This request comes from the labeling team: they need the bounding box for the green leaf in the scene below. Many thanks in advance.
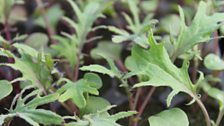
[0,44,53,89]
[25,93,59,109]
[160,14,181,36]
[51,35,78,68]
[0,114,16,125]
[80,65,116,78]
[57,74,101,108]
[1,87,62,126]
[80,96,110,116]
[83,73,102,89]
[148,108,189,126]
[140,0,158,12]
[51,0,104,67]
[172,1,224,59]
[18,109,62,126]
[0,80,13,100]
[80,54,122,78]
[12,91,59,112]
[66,0,103,43]
[0,0,14,22]
[25,33,49,51]
[35,5,63,29]
[204,53,224,71]
[202,83,224,110]
[127,31,198,107]
[0,0,4,19]
[127,0,140,27]
[90,41,122,60]
[66,106,136,126]
[108,0,157,48]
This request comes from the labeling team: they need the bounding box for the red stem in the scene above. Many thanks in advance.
[132,87,156,126]
[4,21,12,42]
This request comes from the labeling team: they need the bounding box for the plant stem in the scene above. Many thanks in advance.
[213,31,220,55]
[4,20,12,42]
[196,98,211,126]
[35,0,57,44]
[73,53,80,81]
[133,88,142,110]
[192,45,200,83]
[115,59,135,110]
[4,118,12,126]
[132,87,156,126]
[216,109,224,126]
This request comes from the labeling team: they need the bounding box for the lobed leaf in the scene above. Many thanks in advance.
[126,30,199,107]
[18,109,62,126]
[0,44,53,89]
[172,1,224,59]
[57,73,102,108]
[80,53,122,79]
[65,105,136,126]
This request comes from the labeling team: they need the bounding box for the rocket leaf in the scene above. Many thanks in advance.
[0,87,62,126]
[108,0,157,48]
[126,30,200,107]
[57,73,102,108]
[172,1,224,59]
[65,106,136,126]
[0,44,53,89]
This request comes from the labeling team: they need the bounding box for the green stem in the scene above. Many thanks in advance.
[196,98,211,126]
[216,109,224,126]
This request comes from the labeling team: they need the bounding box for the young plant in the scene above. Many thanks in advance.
[1,0,224,126]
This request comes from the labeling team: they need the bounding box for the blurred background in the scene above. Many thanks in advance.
[0,0,224,125]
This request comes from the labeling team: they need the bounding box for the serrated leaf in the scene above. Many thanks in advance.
[110,111,137,121]
[12,91,59,112]
[127,31,198,107]
[204,53,224,71]
[19,109,62,126]
[0,44,53,89]
[108,26,130,36]
[80,54,121,78]
[148,108,189,126]
[51,35,78,68]
[17,113,39,126]
[1,87,62,126]
[57,74,101,108]
[0,80,12,100]
[108,0,157,48]
[25,93,59,109]
[51,0,104,67]
[80,65,116,78]
[172,1,224,59]
[66,106,136,126]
